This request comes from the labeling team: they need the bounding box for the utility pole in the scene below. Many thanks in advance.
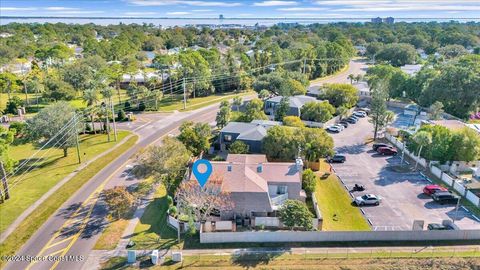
[302,58,307,74]
[183,77,187,110]
[74,114,82,164]
[110,97,118,142]
[0,161,10,201]
[453,197,461,224]
[103,102,111,142]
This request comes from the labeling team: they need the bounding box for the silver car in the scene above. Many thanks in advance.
[355,194,381,206]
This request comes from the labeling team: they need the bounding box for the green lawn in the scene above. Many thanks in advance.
[129,184,179,250]
[0,130,131,233]
[0,134,138,260]
[100,251,479,270]
[158,91,254,112]
[314,160,371,231]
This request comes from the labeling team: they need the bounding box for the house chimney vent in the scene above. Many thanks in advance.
[257,164,263,173]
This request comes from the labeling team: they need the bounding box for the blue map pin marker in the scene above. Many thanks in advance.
[192,159,212,188]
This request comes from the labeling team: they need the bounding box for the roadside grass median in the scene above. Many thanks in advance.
[0,133,138,259]
[314,160,371,231]
[0,131,131,233]
[128,184,180,250]
[158,91,254,112]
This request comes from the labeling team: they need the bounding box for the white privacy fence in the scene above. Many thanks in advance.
[385,133,480,208]
[200,228,480,243]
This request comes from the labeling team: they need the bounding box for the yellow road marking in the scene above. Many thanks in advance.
[45,236,75,249]
[28,110,214,270]
[44,248,67,257]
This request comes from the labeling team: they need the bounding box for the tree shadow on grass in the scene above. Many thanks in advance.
[231,250,286,268]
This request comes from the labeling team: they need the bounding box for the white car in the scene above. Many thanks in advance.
[326,125,342,133]
[353,111,367,118]
[355,194,381,206]
[333,124,345,131]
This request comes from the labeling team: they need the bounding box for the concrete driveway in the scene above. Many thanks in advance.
[328,116,480,231]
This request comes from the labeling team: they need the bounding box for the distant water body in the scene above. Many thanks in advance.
[1,17,478,26]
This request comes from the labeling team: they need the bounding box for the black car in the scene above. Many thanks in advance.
[338,121,349,128]
[372,143,391,151]
[328,155,346,163]
[427,223,453,230]
[432,191,460,204]
[346,117,357,124]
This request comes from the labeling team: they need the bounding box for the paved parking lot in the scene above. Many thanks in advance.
[329,116,480,231]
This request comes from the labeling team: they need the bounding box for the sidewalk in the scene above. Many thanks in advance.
[0,134,135,243]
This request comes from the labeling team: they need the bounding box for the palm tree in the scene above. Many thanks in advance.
[348,74,355,84]
[336,106,348,120]
[232,96,243,111]
[83,88,99,134]
[151,89,163,111]
[355,74,363,83]
[413,131,432,170]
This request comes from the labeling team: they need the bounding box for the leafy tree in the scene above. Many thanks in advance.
[348,74,355,84]
[26,102,82,157]
[240,98,268,122]
[451,128,480,162]
[302,127,335,163]
[437,45,468,60]
[43,76,76,101]
[275,97,289,121]
[232,96,243,111]
[0,72,21,103]
[283,116,305,127]
[137,136,191,193]
[429,101,444,120]
[216,100,231,128]
[258,89,270,100]
[0,126,17,173]
[278,200,313,230]
[412,131,432,170]
[102,186,135,219]
[4,96,23,114]
[228,140,249,154]
[322,83,358,108]
[375,43,417,67]
[263,126,300,160]
[300,101,335,123]
[302,169,317,195]
[175,173,234,222]
[177,121,211,156]
[369,82,394,140]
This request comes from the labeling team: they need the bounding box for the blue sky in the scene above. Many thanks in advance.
[1,0,479,18]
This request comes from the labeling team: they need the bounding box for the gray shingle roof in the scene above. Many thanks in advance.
[266,95,318,109]
[220,121,282,141]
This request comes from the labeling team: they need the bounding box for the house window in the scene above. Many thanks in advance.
[224,135,232,142]
[277,186,287,194]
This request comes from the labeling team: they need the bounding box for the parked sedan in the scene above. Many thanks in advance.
[338,120,349,128]
[328,154,346,163]
[353,111,367,118]
[345,117,358,124]
[372,143,391,151]
[355,194,381,206]
[423,185,448,196]
[376,147,398,155]
[432,191,460,204]
[427,223,454,230]
[333,124,345,131]
[326,125,342,133]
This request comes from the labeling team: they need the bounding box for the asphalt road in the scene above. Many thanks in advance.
[5,104,222,270]
[309,58,368,89]
[329,116,480,231]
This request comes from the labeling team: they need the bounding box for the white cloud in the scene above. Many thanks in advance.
[51,10,105,14]
[124,12,157,15]
[128,0,242,7]
[0,7,37,11]
[192,9,214,12]
[166,11,191,15]
[253,1,298,6]
[44,7,79,11]
[278,7,329,11]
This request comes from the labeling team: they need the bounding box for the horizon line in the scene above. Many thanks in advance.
[1,16,479,20]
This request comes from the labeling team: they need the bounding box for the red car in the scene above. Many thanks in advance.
[376,146,397,155]
[423,185,448,196]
